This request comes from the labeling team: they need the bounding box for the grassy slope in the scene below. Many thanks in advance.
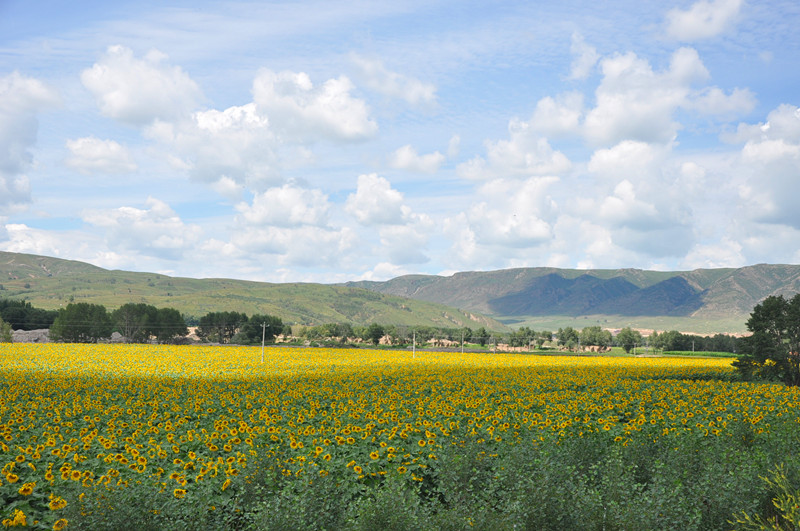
[0,252,506,330]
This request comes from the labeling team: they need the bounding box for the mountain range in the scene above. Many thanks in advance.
[3,251,800,334]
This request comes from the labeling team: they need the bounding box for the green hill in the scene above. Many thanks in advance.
[0,252,506,331]
[347,265,800,334]
[5,251,800,334]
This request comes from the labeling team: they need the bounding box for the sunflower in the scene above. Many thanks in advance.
[49,495,68,511]
[173,488,187,499]
[18,482,35,496]
[52,518,68,530]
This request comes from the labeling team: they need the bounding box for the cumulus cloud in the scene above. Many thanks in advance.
[584,48,710,146]
[529,92,584,137]
[230,183,356,267]
[65,137,137,175]
[0,72,59,213]
[458,118,571,180]
[345,173,406,225]
[345,173,433,264]
[82,197,203,260]
[351,54,436,106]
[735,106,800,229]
[588,140,667,181]
[81,46,203,125]
[569,33,599,80]
[146,102,278,189]
[388,145,445,173]
[235,184,330,228]
[444,176,559,267]
[681,237,745,269]
[665,0,743,41]
[686,86,756,116]
[252,69,377,141]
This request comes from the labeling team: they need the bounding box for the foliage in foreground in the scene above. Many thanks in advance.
[0,345,799,530]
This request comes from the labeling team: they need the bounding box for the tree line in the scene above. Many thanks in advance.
[0,297,749,355]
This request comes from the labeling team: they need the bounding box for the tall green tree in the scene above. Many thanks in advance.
[154,307,189,344]
[364,323,385,345]
[0,317,11,343]
[112,303,158,342]
[557,327,579,349]
[233,314,284,345]
[197,311,248,343]
[616,327,642,354]
[50,303,112,343]
[580,326,612,348]
[734,294,800,385]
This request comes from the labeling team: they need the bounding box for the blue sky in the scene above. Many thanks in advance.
[1,0,799,282]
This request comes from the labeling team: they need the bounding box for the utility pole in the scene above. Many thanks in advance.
[261,322,266,364]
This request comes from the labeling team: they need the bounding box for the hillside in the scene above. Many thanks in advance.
[347,265,800,334]
[0,252,505,331]
[4,251,800,334]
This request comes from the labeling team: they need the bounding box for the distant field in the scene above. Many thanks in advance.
[662,350,740,358]
[1,344,797,529]
[501,314,749,335]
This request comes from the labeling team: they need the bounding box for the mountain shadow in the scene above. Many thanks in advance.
[488,274,704,317]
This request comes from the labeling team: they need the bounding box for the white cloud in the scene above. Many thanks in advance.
[665,0,743,41]
[529,92,584,137]
[568,33,599,80]
[82,197,203,260]
[146,102,278,189]
[458,118,571,180]
[681,237,745,269]
[252,69,377,141]
[345,173,433,264]
[686,86,756,116]
[210,176,245,201]
[378,221,432,265]
[728,105,800,230]
[594,179,694,257]
[0,72,59,213]
[229,183,357,267]
[345,173,406,225]
[388,145,445,173]
[81,46,203,125]
[584,48,709,146]
[450,177,559,251]
[235,184,330,228]
[728,104,800,144]
[588,140,666,181]
[350,54,437,106]
[65,137,137,175]
[447,135,461,158]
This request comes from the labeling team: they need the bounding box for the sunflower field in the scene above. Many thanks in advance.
[1,344,799,530]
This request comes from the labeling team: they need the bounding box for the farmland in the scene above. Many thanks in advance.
[1,344,799,529]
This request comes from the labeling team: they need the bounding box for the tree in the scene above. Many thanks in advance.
[154,307,188,344]
[537,331,552,349]
[474,327,488,347]
[197,311,248,343]
[112,303,158,342]
[734,294,800,386]
[364,323,385,345]
[616,327,642,354]
[557,327,579,349]
[580,326,612,348]
[0,317,11,343]
[50,303,112,343]
[0,299,57,330]
[233,314,284,345]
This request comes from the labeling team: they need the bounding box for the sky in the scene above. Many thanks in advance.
[1,0,799,283]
